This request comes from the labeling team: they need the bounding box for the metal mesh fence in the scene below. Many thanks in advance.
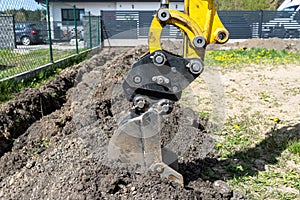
[83,15,101,48]
[0,0,102,80]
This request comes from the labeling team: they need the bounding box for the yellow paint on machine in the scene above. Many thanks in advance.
[148,0,229,59]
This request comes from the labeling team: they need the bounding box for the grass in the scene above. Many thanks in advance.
[0,46,91,103]
[190,48,300,199]
[287,140,300,156]
[0,48,83,79]
[0,67,62,103]
[205,48,300,68]
[212,114,300,200]
[0,50,90,103]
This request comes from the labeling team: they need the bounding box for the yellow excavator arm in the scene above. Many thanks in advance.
[108,0,229,186]
[149,0,229,58]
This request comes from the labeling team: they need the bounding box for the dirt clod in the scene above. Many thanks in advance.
[213,180,233,198]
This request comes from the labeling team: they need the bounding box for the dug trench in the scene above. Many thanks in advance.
[0,46,245,199]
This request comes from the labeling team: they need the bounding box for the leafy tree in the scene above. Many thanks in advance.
[214,0,282,10]
[4,9,46,22]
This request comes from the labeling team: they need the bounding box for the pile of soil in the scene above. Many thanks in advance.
[207,38,300,51]
[0,48,117,156]
[0,46,245,199]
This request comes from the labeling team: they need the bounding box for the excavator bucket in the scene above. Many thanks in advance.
[108,0,228,186]
[108,109,184,185]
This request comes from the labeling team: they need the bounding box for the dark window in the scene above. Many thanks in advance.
[61,8,84,25]
[15,24,24,31]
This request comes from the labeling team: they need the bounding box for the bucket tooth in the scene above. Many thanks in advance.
[150,162,184,186]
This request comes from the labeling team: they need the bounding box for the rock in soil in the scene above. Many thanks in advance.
[0,46,245,199]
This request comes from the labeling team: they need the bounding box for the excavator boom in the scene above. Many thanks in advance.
[108,0,229,186]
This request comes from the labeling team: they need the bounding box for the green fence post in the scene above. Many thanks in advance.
[100,10,104,48]
[100,10,104,44]
[12,16,17,49]
[46,0,53,63]
[88,11,92,48]
[73,5,79,54]
[97,16,100,46]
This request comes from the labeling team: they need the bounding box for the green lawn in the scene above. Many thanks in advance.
[0,48,80,79]
[205,48,300,67]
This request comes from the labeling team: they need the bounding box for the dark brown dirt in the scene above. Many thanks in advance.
[0,48,118,157]
[0,46,245,199]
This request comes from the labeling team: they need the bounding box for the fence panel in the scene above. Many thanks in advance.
[260,11,300,38]
[0,0,102,81]
[139,11,156,38]
[219,11,261,39]
[102,10,183,39]
[102,11,138,39]
[102,10,300,40]
[0,1,49,80]
[49,3,86,58]
[0,14,15,49]
[83,15,101,48]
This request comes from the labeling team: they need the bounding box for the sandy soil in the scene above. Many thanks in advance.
[185,64,300,129]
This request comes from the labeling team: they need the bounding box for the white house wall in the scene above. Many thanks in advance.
[50,2,184,22]
[51,2,116,22]
[48,1,184,40]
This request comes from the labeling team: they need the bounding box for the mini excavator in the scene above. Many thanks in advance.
[108,0,229,186]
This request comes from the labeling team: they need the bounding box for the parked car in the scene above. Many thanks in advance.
[15,23,44,45]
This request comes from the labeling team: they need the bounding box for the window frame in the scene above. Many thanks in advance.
[61,8,84,25]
